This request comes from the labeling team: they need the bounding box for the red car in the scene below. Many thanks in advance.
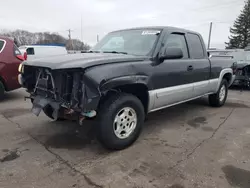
[0,36,25,99]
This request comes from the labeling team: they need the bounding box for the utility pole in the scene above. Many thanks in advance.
[97,34,99,43]
[81,16,83,43]
[67,29,73,50]
[207,22,213,50]
[81,16,83,50]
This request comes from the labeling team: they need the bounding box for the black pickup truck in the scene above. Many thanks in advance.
[18,26,235,150]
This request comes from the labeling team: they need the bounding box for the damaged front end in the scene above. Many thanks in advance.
[21,66,101,120]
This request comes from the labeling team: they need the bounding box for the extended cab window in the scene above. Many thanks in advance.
[187,33,204,59]
[26,48,35,55]
[164,34,189,59]
[0,40,5,53]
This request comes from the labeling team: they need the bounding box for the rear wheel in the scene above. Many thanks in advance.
[0,81,5,100]
[209,79,228,107]
[96,93,145,150]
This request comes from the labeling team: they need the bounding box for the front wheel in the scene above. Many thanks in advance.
[209,79,228,107]
[96,93,145,150]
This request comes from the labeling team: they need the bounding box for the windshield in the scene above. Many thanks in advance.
[91,29,161,56]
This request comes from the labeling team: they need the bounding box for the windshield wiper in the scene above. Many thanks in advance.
[103,51,128,55]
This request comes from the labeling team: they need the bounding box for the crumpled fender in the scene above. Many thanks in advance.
[99,75,151,92]
[82,62,152,111]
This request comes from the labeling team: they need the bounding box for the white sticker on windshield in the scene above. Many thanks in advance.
[142,30,161,35]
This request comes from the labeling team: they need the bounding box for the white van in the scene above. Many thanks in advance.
[19,45,68,60]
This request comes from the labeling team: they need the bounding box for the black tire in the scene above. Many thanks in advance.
[209,79,228,107]
[96,93,145,150]
[0,80,5,100]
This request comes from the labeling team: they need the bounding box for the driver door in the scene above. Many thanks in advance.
[153,32,195,109]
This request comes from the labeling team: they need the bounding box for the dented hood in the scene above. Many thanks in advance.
[23,53,146,70]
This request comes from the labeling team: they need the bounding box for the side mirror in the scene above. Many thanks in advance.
[160,47,183,60]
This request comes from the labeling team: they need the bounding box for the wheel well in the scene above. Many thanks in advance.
[114,84,149,113]
[0,76,6,91]
[223,73,232,85]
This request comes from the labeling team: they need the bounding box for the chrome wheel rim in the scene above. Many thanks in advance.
[219,85,226,102]
[113,107,137,139]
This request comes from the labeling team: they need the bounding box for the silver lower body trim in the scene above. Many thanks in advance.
[149,92,213,113]
[147,79,220,113]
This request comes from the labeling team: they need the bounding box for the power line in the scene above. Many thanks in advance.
[183,18,236,29]
[191,0,244,12]
[214,21,234,24]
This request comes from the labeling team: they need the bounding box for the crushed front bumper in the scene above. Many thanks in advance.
[31,96,61,118]
[19,68,101,118]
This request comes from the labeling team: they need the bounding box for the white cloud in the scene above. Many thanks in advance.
[137,13,158,20]
[0,0,245,48]
[93,1,116,12]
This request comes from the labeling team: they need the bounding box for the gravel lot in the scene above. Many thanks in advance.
[0,88,250,188]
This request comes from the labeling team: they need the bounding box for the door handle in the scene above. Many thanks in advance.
[187,65,193,71]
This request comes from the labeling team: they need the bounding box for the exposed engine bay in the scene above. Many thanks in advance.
[22,66,101,120]
[232,64,250,88]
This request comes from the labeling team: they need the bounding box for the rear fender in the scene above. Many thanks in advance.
[0,75,6,90]
[0,63,8,90]
[215,68,233,92]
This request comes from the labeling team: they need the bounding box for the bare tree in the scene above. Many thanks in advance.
[0,29,90,50]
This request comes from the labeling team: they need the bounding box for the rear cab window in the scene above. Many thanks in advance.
[186,33,205,59]
[0,39,6,53]
[26,48,35,55]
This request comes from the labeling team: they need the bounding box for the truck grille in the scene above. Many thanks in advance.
[33,68,74,102]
